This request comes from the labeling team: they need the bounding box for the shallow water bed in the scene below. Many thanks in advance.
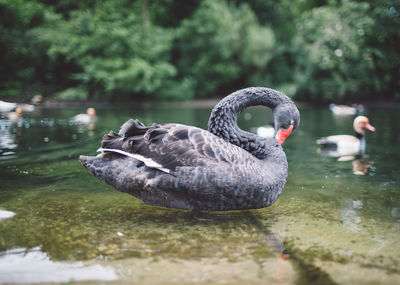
[0,104,399,284]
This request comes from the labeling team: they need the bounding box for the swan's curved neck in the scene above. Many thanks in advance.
[208,87,289,158]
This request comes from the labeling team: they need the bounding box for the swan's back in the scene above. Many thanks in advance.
[82,119,287,210]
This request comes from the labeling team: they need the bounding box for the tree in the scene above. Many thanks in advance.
[176,0,275,98]
[39,0,180,101]
[291,0,400,102]
[0,0,48,98]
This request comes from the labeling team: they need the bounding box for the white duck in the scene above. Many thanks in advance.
[329,104,364,116]
[0,101,17,113]
[18,94,43,112]
[3,107,23,121]
[317,116,375,157]
[72,108,96,124]
[251,122,275,138]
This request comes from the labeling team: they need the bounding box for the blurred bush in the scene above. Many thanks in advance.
[0,0,399,102]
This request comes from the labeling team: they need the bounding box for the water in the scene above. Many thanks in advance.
[0,103,399,284]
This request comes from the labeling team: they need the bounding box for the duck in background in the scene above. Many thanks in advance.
[3,107,23,121]
[329,104,364,116]
[72,108,96,124]
[0,95,43,113]
[31,95,43,105]
[0,101,17,113]
[317,116,375,158]
[17,103,35,112]
[251,122,275,138]
[17,95,43,112]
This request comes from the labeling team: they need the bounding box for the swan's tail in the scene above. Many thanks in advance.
[119,119,148,137]
[101,131,123,149]
[98,118,172,174]
[101,119,149,149]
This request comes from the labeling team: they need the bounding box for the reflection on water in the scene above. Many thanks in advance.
[0,247,117,283]
[352,155,374,175]
[0,120,18,158]
[0,104,399,284]
[0,209,15,221]
[340,200,363,232]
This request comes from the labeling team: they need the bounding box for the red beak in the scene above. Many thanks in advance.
[365,123,375,132]
[275,124,294,145]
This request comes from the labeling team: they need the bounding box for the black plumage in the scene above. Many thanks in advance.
[80,87,300,211]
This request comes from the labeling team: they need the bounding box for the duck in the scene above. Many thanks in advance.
[72,108,96,124]
[0,100,17,113]
[31,94,43,105]
[18,95,43,112]
[251,122,275,138]
[3,107,23,121]
[317,116,375,157]
[0,95,43,113]
[79,87,300,211]
[17,103,35,112]
[329,104,364,116]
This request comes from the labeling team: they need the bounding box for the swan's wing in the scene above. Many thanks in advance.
[101,119,248,173]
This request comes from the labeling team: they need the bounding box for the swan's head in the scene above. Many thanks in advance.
[273,103,300,145]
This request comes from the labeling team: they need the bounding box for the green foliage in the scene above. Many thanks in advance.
[0,0,399,102]
[37,0,179,100]
[292,1,377,102]
[54,87,87,100]
[0,0,47,92]
[293,1,400,102]
[366,0,400,99]
[176,0,275,97]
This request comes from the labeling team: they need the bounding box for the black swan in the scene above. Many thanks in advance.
[79,87,300,211]
[317,116,375,157]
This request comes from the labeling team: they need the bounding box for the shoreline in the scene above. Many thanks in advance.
[3,97,400,110]
[41,99,400,109]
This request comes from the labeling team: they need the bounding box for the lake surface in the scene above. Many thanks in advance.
[0,102,399,284]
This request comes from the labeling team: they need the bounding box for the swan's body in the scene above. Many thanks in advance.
[80,87,300,211]
[317,116,375,157]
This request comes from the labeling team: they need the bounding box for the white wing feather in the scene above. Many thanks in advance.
[97,148,171,174]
